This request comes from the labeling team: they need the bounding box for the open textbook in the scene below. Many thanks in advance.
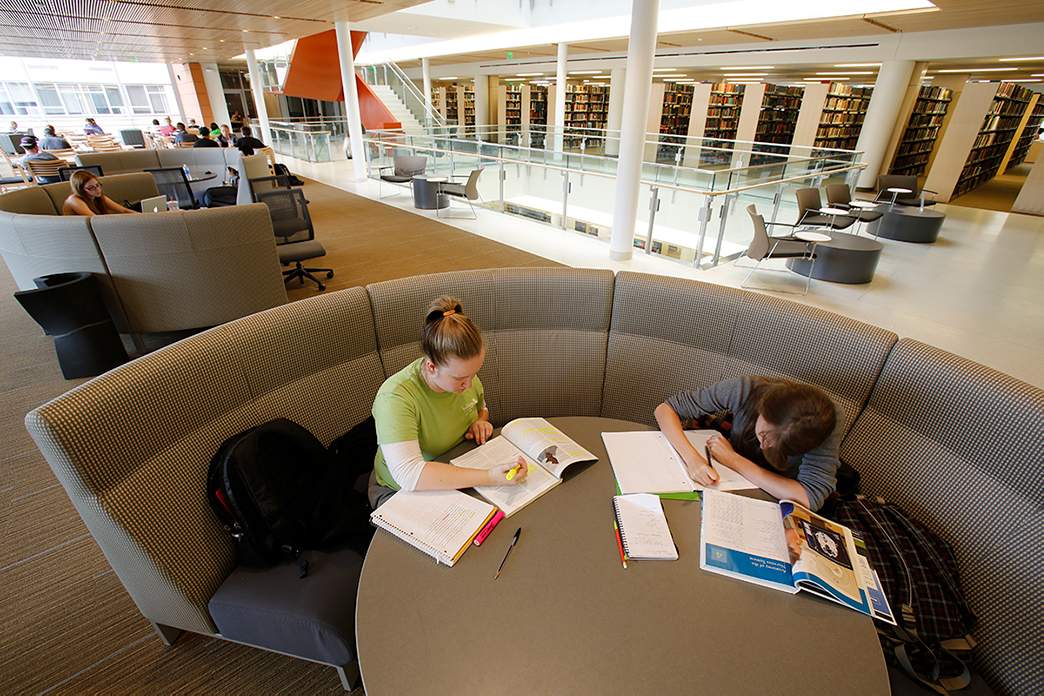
[700,489,895,623]
[451,417,597,516]
[602,430,757,495]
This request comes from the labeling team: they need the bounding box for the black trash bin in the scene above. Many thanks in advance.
[15,272,129,379]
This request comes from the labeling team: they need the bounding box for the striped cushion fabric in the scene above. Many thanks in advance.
[841,338,1044,696]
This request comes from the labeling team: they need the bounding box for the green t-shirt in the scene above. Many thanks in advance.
[372,357,485,489]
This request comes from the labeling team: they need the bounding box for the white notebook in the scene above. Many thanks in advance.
[370,490,496,566]
[613,493,678,561]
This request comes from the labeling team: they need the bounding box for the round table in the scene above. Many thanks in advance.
[885,187,912,209]
[818,207,851,228]
[356,417,889,695]
[867,207,945,243]
[412,174,449,209]
[787,232,883,284]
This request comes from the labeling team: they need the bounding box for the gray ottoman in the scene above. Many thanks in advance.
[786,232,883,284]
[208,547,365,690]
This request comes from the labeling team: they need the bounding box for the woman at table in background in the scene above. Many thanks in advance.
[654,377,842,511]
[63,170,135,217]
[368,296,527,508]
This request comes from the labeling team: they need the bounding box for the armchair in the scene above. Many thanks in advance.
[795,187,856,230]
[437,168,483,219]
[378,155,426,199]
[741,204,821,295]
[875,174,937,210]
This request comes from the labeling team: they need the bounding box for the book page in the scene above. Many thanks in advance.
[451,436,561,517]
[784,501,871,614]
[602,431,695,494]
[680,431,758,491]
[700,489,795,592]
[501,417,596,476]
[614,493,678,560]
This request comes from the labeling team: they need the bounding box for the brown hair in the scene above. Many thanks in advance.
[733,378,836,470]
[69,170,104,215]
[422,296,483,367]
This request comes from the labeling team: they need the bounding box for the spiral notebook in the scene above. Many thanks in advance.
[613,493,678,561]
[370,490,496,566]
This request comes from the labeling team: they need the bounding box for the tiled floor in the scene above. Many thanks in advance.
[284,155,1044,389]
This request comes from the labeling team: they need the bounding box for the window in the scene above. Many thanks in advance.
[146,85,168,114]
[126,84,169,115]
[35,85,65,115]
[7,83,39,116]
[58,85,86,114]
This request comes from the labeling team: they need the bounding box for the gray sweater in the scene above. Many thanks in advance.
[664,376,843,511]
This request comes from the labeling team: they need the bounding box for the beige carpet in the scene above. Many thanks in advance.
[946,162,1033,213]
[0,179,560,695]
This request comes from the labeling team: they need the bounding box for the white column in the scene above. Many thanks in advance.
[605,68,626,157]
[855,60,916,188]
[422,58,433,127]
[244,48,272,146]
[474,74,490,136]
[200,63,231,128]
[609,0,659,261]
[553,43,568,153]
[335,20,368,181]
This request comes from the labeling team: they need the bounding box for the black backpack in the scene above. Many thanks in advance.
[832,497,978,694]
[207,417,376,575]
[272,162,304,186]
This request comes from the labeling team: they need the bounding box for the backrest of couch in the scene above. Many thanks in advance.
[603,272,747,425]
[840,338,1044,696]
[76,150,161,175]
[720,291,897,436]
[367,268,614,425]
[40,172,159,213]
[24,286,385,636]
[156,147,241,171]
[88,203,287,333]
[603,272,897,433]
[0,184,59,215]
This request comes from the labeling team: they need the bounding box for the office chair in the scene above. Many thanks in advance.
[437,168,483,219]
[795,187,856,230]
[255,188,332,291]
[59,164,104,181]
[144,166,199,209]
[249,175,292,199]
[740,204,821,295]
[378,155,426,199]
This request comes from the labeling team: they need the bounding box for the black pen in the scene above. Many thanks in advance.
[494,527,521,580]
[706,443,713,468]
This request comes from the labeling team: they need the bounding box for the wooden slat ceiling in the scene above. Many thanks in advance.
[400,1,1044,73]
[0,0,428,63]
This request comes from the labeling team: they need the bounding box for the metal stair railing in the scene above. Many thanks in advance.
[360,60,448,129]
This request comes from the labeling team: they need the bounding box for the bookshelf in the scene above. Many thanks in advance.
[1005,95,1044,171]
[814,84,872,150]
[889,85,953,177]
[460,84,475,127]
[501,83,523,135]
[659,83,695,160]
[751,84,803,165]
[430,86,458,122]
[703,83,744,166]
[564,84,609,148]
[952,82,1032,198]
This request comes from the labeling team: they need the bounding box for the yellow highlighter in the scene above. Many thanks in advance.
[505,459,536,481]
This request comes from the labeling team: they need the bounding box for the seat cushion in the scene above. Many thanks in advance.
[208,547,364,667]
[278,240,326,263]
[381,175,413,183]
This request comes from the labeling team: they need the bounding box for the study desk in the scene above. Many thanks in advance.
[355,417,889,695]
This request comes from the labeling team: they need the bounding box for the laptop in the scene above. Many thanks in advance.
[140,195,167,214]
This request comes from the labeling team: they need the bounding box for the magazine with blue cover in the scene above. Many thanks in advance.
[700,489,895,624]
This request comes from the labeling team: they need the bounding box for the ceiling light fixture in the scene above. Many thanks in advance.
[806,76,849,80]
[569,70,603,75]
[935,67,1016,73]
[652,68,677,72]
[723,73,767,77]
[816,71,873,75]
[835,63,881,67]
[721,65,774,70]
[516,72,543,76]
[440,76,458,80]
[1007,79,1042,82]
[999,56,1044,62]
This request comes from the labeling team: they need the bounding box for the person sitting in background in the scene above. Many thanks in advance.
[208,122,220,137]
[149,119,165,137]
[216,124,232,148]
[7,121,17,132]
[63,170,136,216]
[654,376,842,511]
[83,118,104,135]
[39,126,71,151]
[158,117,176,137]
[173,122,197,146]
[17,136,62,184]
[234,125,266,156]
[192,129,219,148]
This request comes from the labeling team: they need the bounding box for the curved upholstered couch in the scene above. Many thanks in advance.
[75,146,243,177]
[0,172,287,341]
[24,268,1043,694]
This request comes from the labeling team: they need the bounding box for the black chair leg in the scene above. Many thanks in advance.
[282,262,332,291]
